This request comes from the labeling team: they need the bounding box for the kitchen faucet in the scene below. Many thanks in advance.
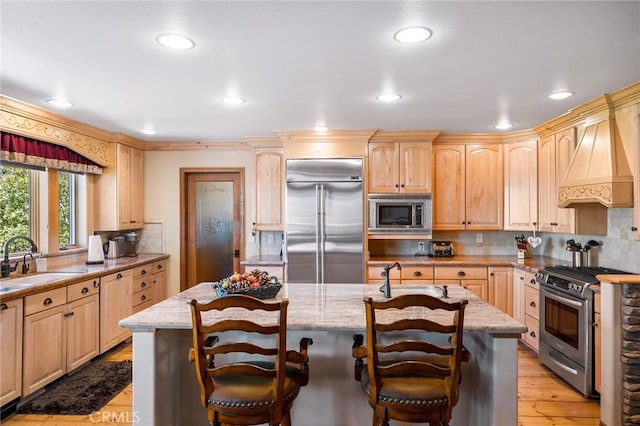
[380,262,401,299]
[1,235,38,278]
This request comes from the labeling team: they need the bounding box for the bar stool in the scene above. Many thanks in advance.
[189,295,312,426]
[352,294,468,426]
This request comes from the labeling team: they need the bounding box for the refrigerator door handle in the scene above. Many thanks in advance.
[317,184,326,283]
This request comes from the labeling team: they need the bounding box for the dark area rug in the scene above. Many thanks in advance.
[17,360,132,415]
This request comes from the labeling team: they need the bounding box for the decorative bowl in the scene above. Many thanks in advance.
[212,281,282,299]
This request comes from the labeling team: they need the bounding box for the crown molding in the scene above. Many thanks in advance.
[369,130,441,143]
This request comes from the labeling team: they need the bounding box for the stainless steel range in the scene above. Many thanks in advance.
[535,265,629,397]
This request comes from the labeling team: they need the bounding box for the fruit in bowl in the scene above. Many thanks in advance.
[212,269,281,299]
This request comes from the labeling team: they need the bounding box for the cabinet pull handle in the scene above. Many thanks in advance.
[530,279,536,285]
[141,282,146,288]
[141,295,146,301]
[395,184,399,188]
[413,271,422,277]
[633,227,638,232]
[65,312,75,318]
[532,221,537,226]
[93,280,100,288]
[457,271,466,277]
[0,303,7,311]
[490,272,494,276]
[117,273,123,279]
[43,297,53,306]
[153,279,157,284]
[530,301,536,307]
[400,184,405,188]
[520,276,525,280]
[141,270,147,275]
[530,331,536,338]
[157,264,162,270]
[81,287,89,294]
[461,222,465,225]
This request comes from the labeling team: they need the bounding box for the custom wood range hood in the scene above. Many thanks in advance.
[556,96,634,209]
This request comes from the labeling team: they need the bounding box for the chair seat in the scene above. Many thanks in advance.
[208,361,301,411]
[360,366,449,409]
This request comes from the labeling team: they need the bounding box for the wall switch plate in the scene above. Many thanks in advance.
[476,233,483,244]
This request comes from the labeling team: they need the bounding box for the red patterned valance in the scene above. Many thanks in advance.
[1,131,102,174]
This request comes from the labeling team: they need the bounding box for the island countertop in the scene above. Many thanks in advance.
[120,282,526,335]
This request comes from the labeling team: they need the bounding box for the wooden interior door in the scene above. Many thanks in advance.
[181,169,244,290]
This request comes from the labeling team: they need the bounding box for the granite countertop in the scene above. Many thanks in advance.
[368,255,563,273]
[120,282,527,336]
[240,255,284,266]
[0,253,169,301]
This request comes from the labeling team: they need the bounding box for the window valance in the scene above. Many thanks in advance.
[1,131,102,174]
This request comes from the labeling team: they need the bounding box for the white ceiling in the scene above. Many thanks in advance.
[1,1,639,143]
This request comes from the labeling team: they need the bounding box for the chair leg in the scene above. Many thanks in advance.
[282,411,292,426]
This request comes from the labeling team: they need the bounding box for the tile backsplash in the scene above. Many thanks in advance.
[369,208,640,273]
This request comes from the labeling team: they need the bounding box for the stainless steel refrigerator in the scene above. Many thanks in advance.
[285,158,364,283]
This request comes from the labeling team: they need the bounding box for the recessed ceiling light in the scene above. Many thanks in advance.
[156,34,195,50]
[548,91,574,100]
[495,123,513,130]
[313,126,329,132]
[376,93,402,102]
[46,98,73,108]
[394,27,432,44]
[220,96,246,105]
[141,129,157,135]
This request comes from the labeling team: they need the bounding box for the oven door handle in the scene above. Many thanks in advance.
[547,352,579,375]
[543,289,583,308]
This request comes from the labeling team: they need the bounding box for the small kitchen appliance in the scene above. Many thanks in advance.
[368,194,432,236]
[104,240,119,258]
[123,232,139,257]
[86,235,105,264]
[427,241,453,257]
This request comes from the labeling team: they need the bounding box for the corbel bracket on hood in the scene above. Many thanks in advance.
[557,105,633,209]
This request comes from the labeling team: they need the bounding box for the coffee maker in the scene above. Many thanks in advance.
[123,232,139,257]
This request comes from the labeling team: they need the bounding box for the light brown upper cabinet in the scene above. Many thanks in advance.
[254,150,284,231]
[504,140,538,231]
[95,143,144,231]
[538,129,576,233]
[368,142,431,194]
[433,143,503,230]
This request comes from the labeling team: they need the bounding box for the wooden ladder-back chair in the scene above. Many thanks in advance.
[352,294,469,426]
[189,295,312,426]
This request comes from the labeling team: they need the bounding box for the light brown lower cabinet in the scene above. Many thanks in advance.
[22,281,100,396]
[152,260,167,303]
[100,270,133,353]
[434,266,488,301]
[594,293,601,393]
[523,275,540,351]
[1,298,23,406]
[488,267,513,316]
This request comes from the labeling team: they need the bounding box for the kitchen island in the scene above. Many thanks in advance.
[120,282,526,426]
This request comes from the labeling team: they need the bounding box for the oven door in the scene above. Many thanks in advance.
[539,285,588,366]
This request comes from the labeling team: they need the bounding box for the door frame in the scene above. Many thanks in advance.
[179,168,245,291]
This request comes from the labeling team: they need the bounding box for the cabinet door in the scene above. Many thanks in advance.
[100,270,133,353]
[67,294,100,372]
[255,151,284,230]
[512,269,526,325]
[368,142,400,193]
[23,305,67,395]
[129,146,144,228]
[399,142,431,193]
[538,134,556,232]
[466,144,503,230]
[504,141,538,231]
[554,128,577,234]
[432,144,466,230]
[152,270,166,303]
[0,299,23,405]
[462,279,487,301]
[488,267,513,316]
[117,143,133,229]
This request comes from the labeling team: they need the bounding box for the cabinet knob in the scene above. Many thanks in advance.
[117,273,123,279]
[532,221,537,226]
[530,331,536,338]
[413,271,422,277]
[530,279,536,285]
[632,227,638,232]
[400,184,405,188]
[0,303,7,311]
[530,301,536,307]
[520,276,525,280]
[457,271,466,277]
[490,272,494,276]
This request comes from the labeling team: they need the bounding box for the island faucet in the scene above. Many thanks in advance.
[1,235,38,278]
[380,262,401,299]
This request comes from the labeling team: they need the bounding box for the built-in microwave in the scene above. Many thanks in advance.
[368,194,432,235]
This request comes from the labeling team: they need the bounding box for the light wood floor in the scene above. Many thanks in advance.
[3,342,600,425]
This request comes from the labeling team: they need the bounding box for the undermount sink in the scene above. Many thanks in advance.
[1,272,83,286]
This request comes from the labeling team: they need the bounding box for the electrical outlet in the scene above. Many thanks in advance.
[418,242,425,252]
[476,233,483,244]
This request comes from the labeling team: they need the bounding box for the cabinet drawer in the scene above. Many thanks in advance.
[133,264,153,280]
[133,276,152,294]
[102,269,133,284]
[132,287,153,307]
[368,266,401,281]
[434,266,487,280]
[151,260,166,274]
[25,287,67,316]
[524,314,539,351]
[67,278,100,302]
[401,266,434,281]
[525,286,539,319]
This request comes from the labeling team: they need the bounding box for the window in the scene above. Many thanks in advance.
[0,164,36,251]
[58,171,77,248]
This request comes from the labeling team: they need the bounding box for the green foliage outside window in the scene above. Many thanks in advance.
[58,171,72,248]
[0,165,31,250]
